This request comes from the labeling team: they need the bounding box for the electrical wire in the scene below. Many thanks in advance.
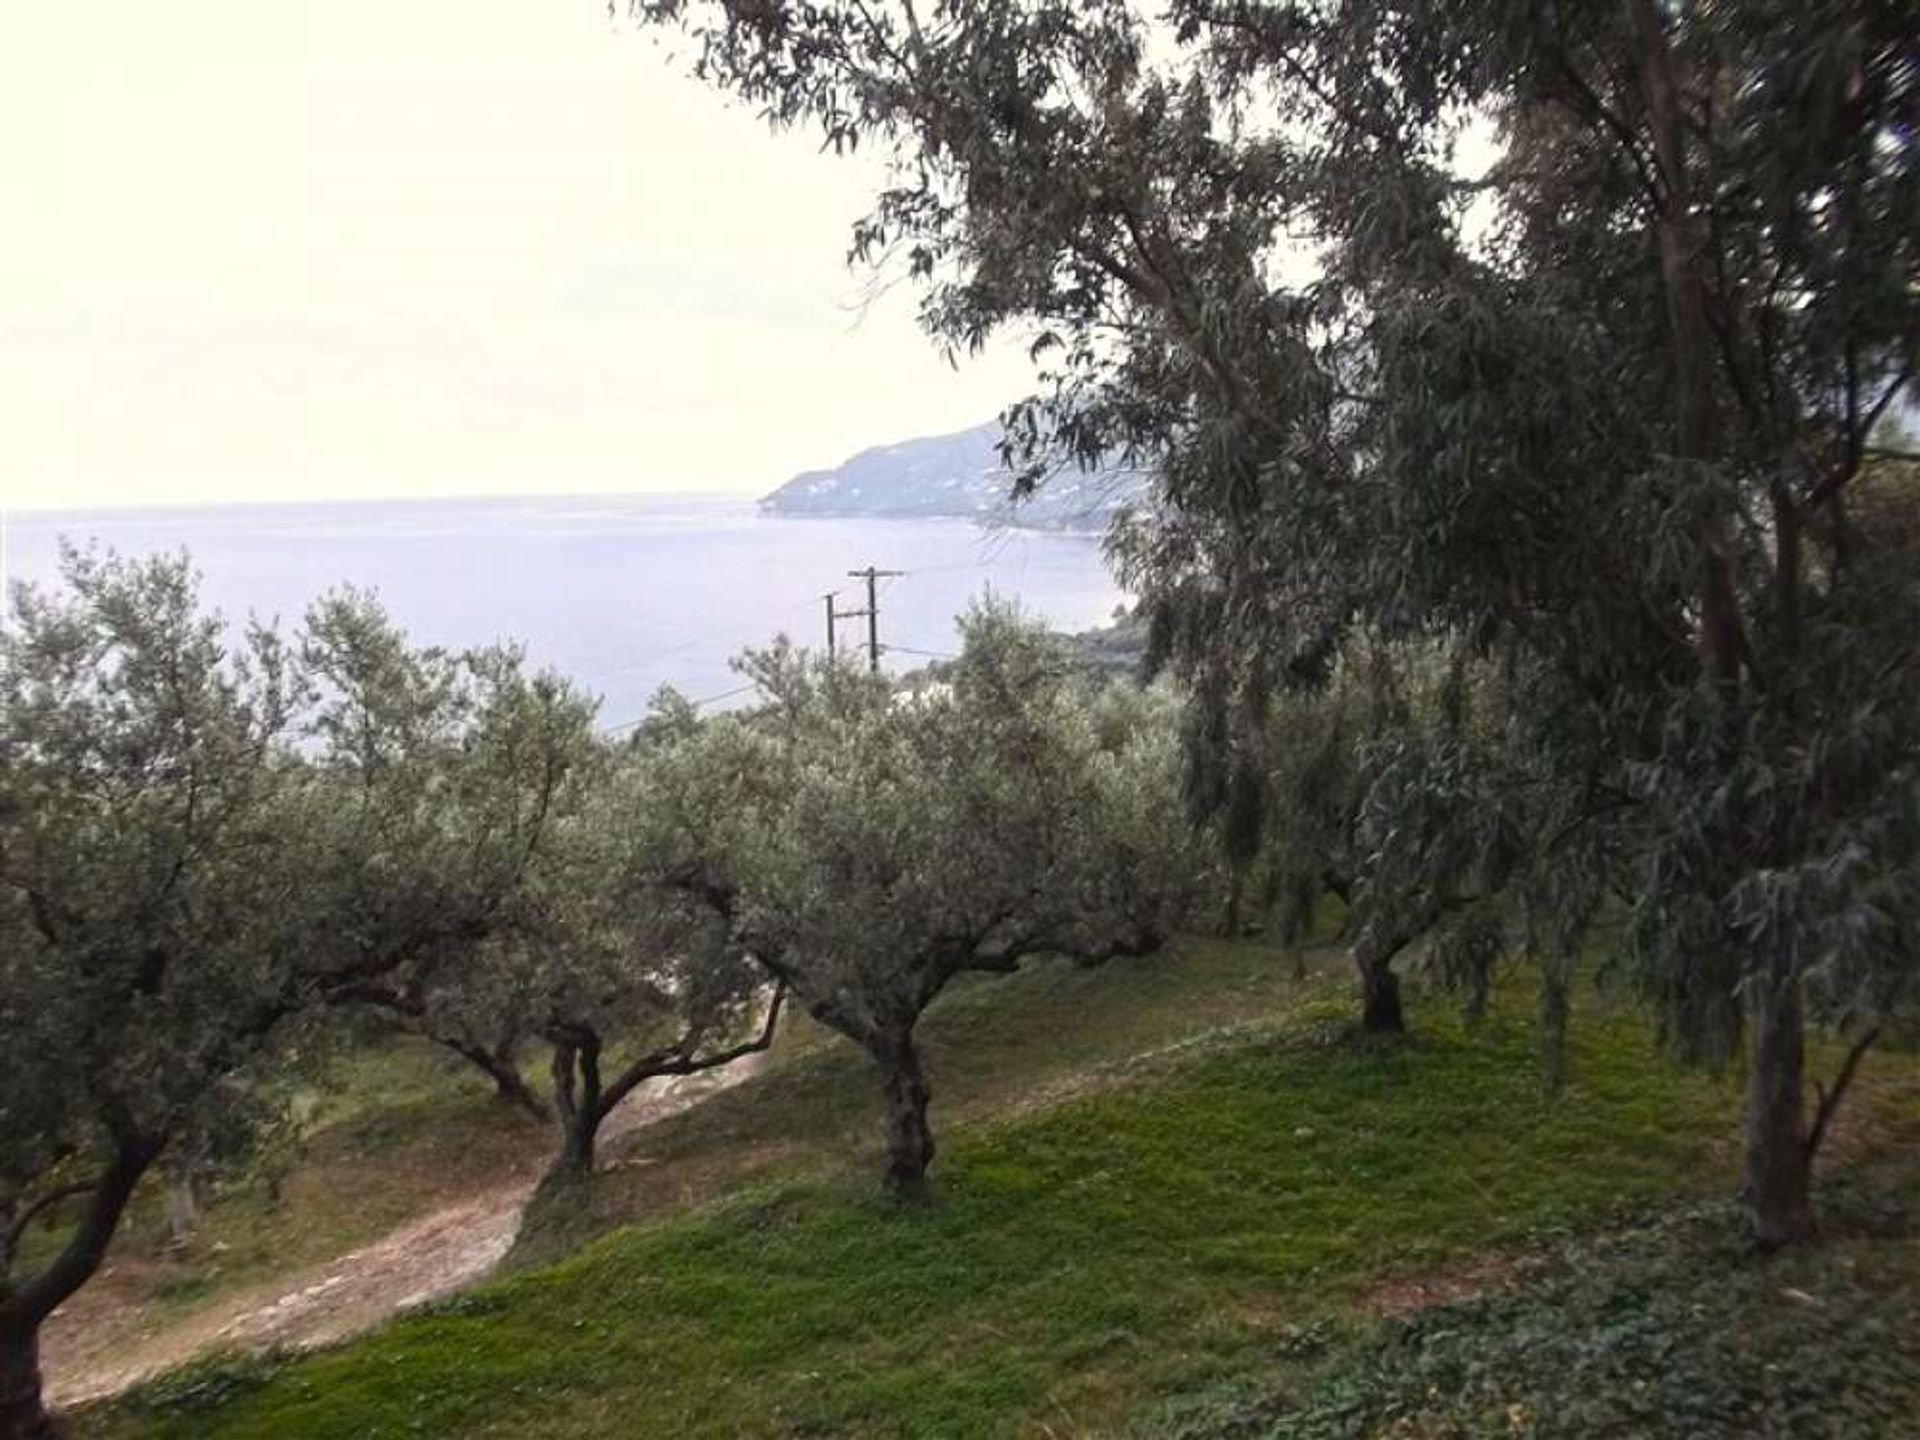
[882,644,956,661]
[601,678,760,734]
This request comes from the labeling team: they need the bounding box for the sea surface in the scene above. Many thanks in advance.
[3,494,1125,726]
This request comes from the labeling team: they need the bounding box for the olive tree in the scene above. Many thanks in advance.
[642,0,1918,1247]
[450,793,784,1189]
[0,551,310,1440]
[643,606,1198,1196]
[532,916,782,1186]
[298,593,600,1119]
[300,595,784,1190]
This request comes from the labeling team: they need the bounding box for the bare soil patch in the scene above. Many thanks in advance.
[45,1055,766,1408]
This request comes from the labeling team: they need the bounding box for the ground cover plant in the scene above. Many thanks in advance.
[1143,1161,1920,1439]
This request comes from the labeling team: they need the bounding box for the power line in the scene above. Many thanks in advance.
[882,644,955,662]
[592,589,828,681]
[592,575,851,724]
[893,556,997,575]
[597,554,987,734]
[600,679,759,735]
[688,680,760,709]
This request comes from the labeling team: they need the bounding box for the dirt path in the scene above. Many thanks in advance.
[46,1055,767,1409]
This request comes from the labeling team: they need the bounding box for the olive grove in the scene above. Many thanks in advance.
[297,597,786,1185]
[0,557,781,1437]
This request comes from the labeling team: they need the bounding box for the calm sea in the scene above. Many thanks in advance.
[3,494,1125,726]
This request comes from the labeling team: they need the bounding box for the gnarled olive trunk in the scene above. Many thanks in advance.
[547,1037,606,1183]
[1,1133,160,1440]
[1745,977,1815,1250]
[554,1114,600,1179]
[869,1025,935,1199]
[0,1323,51,1440]
[538,994,786,1198]
[1349,906,1424,1036]
[492,1065,550,1121]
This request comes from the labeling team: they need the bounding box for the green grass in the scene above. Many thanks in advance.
[75,941,1920,1438]
[94,943,1895,1440]
[510,935,1326,1267]
[50,937,1307,1388]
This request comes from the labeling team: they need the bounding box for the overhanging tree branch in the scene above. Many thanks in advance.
[596,984,788,1119]
[2,1181,97,1273]
[5,1128,164,1326]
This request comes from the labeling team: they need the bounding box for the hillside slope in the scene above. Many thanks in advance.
[81,943,1920,1439]
[761,421,1148,530]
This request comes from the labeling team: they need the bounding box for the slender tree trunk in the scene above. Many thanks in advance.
[555,1110,601,1178]
[0,1321,51,1440]
[481,1049,547,1121]
[1630,0,1742,685]
[870,1025,935,1199]
[1632,0,1819,1249]
[491,1064,549,1121]
[1745,977,1816,1250]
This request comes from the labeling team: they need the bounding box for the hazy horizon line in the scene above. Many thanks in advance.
[3,483,769,521]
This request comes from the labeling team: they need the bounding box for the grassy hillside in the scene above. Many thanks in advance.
[507,936,1348,1270]
[78,936,1919,1439]
[51,937,1314,1397]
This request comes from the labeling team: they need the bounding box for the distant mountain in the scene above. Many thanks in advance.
[760,422,1149,532]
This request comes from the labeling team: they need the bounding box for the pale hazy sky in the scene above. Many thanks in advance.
[0,0,1036,512]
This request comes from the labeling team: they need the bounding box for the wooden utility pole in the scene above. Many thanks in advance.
[841,566,903,673]
[823,592,839,658]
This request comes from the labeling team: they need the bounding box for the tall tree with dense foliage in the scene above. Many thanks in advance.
[642,0,1918,1245]
[0,552,310,1440]
[643,607,1197,1195]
